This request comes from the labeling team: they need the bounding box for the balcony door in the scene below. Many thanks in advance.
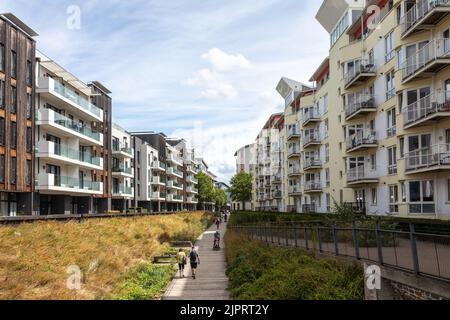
[405,87,431,120]
[354,190,366,208]
[46,165,61,186]
[444,29,449,54]
[446,78,450,101]
[408,134,431,167]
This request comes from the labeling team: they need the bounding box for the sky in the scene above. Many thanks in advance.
[1,0,330,183]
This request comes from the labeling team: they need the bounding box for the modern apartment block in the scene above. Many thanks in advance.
[35,51,110,215]
[111,123,134,212]
[0,14,37,216]
[233,143,256,211]
[240,0,450,220]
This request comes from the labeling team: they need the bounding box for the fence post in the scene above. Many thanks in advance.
[375,221,384,265]
[332,223,339,255]
[409,223,420,274]
[265,225,268,243]
[317,224,322,253]
[286,226,289,247]
[278,226,281,245]
[305,225,309,250]
[352,221,360,260]
[271,226,274,243]
[294,226,298,247]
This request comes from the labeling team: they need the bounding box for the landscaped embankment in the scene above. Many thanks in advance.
[0,212,212,300]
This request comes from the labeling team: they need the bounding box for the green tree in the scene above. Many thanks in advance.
[213,188,227,207]
[196,172,214,209]
[230,171,253,210]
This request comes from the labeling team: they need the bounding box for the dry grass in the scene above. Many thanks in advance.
[0,211,212,300]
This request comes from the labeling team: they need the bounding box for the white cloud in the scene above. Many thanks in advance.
[202,48,251,73]
[186,68,238,100]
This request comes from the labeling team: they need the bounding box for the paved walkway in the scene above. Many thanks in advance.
[163,218,230,300]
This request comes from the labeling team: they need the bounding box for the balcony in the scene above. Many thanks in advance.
[166,153,183,166]
[403,91,450,129]
[345,93,376,121]
[37,77,103,122]
[347,166,379,186]
[303,132,321,149]
[302,204,316,213]
[303,159,322,171]
[151,176,166,186]
[271,174,282,184]
[112,143,134,159]
[168,194,183,202]
[344,59,376,89]
[303,109,321,126]
[37,108,104,146]
[288,166,302,176]
[167,167,183,178]
[401,0,450,39]
[405,144,450,173]
[304,181,322,193]
[343,202,367,215]
[346,131,378,153]
[401,39,450,83]
[36,141,103,170]
[186,197,198,204]
[36,174,103,195]
[287,127,301,140]
[288,185,302,195]
[151,161,166,171]
[151,192,166,201]
[112,165,134,178]
[112,185,134,198]
[187,186,198,194]
[272,190,282,199]
[287,146,301,158]
[167,180,184,190]
[187,165,198,175]
[187,175,198,184]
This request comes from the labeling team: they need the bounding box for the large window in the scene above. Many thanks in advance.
[0,44,4,71]
[10,157,16,185]
[408,180,435,214]
[330,11,349,47]
[10,122,17,149]
[385,31,395,62]
[26,60,32,86]
[386,69,395,100]
[388,146,397,174]
[0,117,5,146]
[389,185,399,214]
[0,154,4,183]
[387,108,396,137]
[10,51,17,78]
[26,160,32,186]
[26,93,32,120]
[26,127,32,153]
[10,86,16,114]
[0,80,4,109]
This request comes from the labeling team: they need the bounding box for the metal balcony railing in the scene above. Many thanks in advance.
[403,91,450,127]
[304,180,322,191]
[345,93,376,118]
[347,166,378,183]
[303,109,321,123]
[401,0,450,36]
[402,39,450,80]
[304,159,322,169]
[344,59,376,87]
[303,132,320,146]
[405,144,450,171]
[288,166,301,175]
[346,131,377,151]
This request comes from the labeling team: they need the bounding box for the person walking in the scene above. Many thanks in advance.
[189,246,200,279]
[215,217,220,230]
[177,249,187,278]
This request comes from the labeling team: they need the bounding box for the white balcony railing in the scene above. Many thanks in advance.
[401,0,450,36]
[304,158,322,169]
[346,131,377,151]
[344,59,376,87]
[303,109,321,123]
[288,185,302,194]
[288,166,301,175]
[345,93,376,118]
[403,91,450,127]
[303,132,321,146]
[405,144,450,171]
[402,39,450,80]
[304,180,322,192]
[347,166,378,183]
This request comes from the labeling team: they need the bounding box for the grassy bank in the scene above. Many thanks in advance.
[0,212,212,300]
[225,231,364,300]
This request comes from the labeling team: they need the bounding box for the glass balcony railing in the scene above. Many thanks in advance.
[53,80,102,118]
[112,165,133,175]
[39,175,102,191]
[112,143,133,156]
[49,144,102,167]
[113,185,133,195]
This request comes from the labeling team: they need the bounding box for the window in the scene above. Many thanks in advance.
[324,119,329,138]
[0,44,4,72]
[385,31,394,62]
[326,194,331,212]
[26,160,32,186]
[10,87,16,114]
[325,144,330,163]
[27,60,32,86]
[26,127,32,153]
[0,154,4,183]
[388,146,397,174]
[386,69,395,100]
[10,122,17,149]
[371,188,377,205]
[389,185,399,214]
[0,118,4,147]
[0,80,4,109]
[10,157,16,185]
[400,137,405,158]
[448,179,450,202]
[26,94,32,120]
[387,108,396,137]
[370,154,377,171]
[408,181,435,214]
[11,51,17,78]
[326,168,330,187]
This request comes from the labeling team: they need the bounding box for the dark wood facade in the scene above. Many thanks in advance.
[0,16,36,194]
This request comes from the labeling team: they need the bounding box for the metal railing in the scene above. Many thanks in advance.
[288,185,302,194]
[345,93,376,118]
[405,144,450,171]
[304,158,322,169]
[230,222,450,282]
[288,166,301,175]
[112,165,133,175]
[403,91,450,127]
[401,39,450,80]
[347,165,378,183]
[303,108,321,123]
[346,131,377,151]
[287,127,301,138]
[344,59,376,86]
[401,0,450,35]
[287,146,301,156]
[304,180,322,191]
[303,132,320,146]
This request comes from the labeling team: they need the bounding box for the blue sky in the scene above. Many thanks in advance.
[1,0,330,182]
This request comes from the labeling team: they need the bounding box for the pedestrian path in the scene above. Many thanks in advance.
[162,218,230,300]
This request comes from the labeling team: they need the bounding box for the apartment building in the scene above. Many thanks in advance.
[196,157,217,211]
[0,14,36,216]
[233,143,256,211]
[111,123,134,212]
[253,113,284,212]
[35,52,110,215]
[242,0,450,219]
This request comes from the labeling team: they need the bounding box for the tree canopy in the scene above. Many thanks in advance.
[196,171,215,204]
[230,171,253,206]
